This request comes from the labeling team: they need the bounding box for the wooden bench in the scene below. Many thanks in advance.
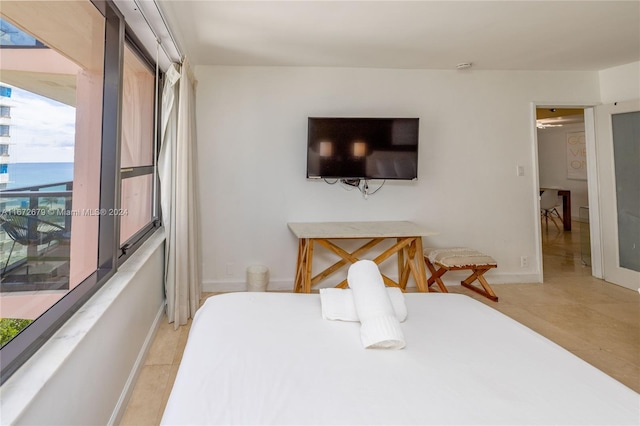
[423,248,499,302]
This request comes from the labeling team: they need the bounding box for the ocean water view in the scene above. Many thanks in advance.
[2,162,74,190]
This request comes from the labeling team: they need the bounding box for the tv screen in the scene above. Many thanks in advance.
[306,117,419,180]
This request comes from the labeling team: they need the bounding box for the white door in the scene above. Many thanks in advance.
[595,100,640,290]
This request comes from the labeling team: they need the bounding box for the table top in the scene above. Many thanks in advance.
[287,221,437,239]
[540,187,570,194]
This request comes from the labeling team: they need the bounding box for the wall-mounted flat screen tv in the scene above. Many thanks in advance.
[307,117,419,180]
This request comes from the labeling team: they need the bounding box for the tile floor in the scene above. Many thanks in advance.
[120,221,640,425]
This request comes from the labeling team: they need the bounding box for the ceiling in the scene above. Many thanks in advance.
[536,108,585,128]
[157,1,640,70]
[536,108,584,120]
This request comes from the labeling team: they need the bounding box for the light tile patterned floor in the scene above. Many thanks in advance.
[120,222,640,425]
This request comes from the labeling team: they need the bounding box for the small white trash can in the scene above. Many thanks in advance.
[246,265,269,292]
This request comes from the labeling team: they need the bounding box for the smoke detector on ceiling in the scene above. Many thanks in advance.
[456,62,473,70]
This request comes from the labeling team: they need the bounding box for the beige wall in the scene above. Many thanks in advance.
[599,61,640,104]
[194,66,602,291]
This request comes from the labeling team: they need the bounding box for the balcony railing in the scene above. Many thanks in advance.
[0,181,72,292]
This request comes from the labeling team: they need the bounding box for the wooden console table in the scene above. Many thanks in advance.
[287,221,437,293]
[558,189,572,231]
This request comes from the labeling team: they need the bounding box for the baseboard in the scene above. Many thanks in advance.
[203,272,541,293]
[108,300,166,425]
[203,279,293,293]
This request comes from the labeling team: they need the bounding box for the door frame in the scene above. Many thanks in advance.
[594,100,640,289]
[530,101,603,282]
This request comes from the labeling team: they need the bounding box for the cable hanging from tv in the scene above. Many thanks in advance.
[307,117,419,198]
[338,178,385,199]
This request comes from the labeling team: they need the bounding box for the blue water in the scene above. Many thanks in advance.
[2,163,74,190]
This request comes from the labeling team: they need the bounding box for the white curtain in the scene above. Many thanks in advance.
[159,59,201,327]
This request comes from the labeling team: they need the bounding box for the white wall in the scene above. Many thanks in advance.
[195,66,601,290]
[1,231,165,426]
[599,61,640,104]
[537,122,589,220]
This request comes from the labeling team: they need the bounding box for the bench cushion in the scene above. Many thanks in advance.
[424,247,497,268]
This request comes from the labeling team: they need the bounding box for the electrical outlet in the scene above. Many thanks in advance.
[520,256,528,268]
[517,165,525,176]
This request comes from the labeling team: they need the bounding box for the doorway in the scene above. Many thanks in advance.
[535,107,592,281]
[594,100,640,290]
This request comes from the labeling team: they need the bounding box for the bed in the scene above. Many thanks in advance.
[161,292,639,425]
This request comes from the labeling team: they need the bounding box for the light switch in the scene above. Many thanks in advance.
[517,165,525,176]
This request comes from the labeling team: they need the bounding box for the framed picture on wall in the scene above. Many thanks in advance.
[567,131,587,180]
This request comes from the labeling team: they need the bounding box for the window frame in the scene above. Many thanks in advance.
[118,34,161,263]
[0,0,162,384]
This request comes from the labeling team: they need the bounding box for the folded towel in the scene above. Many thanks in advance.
[320,287,407,322]
[347,260,406,350]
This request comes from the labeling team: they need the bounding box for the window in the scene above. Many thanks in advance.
[0,19,46,48]
[0,106,10,118]
[119,42,157,250]
[0,0,160,383]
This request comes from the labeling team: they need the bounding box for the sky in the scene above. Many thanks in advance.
[2,83,76,163]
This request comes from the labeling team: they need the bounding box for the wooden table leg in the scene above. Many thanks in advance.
[311,238,384,287]
[372,237,413,265]
[303,238,314,293]
[294,239,306,293]
[317,239,400,289]
[399,257,411,290]
[397,238,404,285]
[413,237,428,292]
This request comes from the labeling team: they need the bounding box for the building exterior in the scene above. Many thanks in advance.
[0,85,10,263]
[0,84,10,189]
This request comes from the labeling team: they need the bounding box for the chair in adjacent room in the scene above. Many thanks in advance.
[540,189,563,231]
[0,211,68,274]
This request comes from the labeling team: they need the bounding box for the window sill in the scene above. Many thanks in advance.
[0,228,165,424]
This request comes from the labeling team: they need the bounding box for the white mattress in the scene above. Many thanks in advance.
[161,292,639,425]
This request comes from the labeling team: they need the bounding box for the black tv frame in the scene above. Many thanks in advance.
[306,117,419,181]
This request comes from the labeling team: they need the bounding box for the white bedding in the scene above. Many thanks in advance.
[161,292,639,425]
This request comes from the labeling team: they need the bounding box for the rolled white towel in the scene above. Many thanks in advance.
[347,260,406,350]
[320,287,407,322]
